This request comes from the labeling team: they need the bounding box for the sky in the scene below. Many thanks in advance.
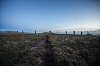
[0,0,100,32]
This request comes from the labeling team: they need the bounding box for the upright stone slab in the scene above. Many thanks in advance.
[66,31,67,35]
[35,30,36,35]
[81,31,83,35]
[73,31,75,35]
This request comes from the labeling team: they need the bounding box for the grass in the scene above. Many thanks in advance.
[0,34,100,66]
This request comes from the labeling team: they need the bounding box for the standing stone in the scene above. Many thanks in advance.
[49,31,51,33]
[73,31,75,35]
[81,31,83,35]
[49,31,52,36]
[35,30,36,34]
[66,31,67,35]
[22,30,24,35]
[17,31,18,35]
[87,31,89,35]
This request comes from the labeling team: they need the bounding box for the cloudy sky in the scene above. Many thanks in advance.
[0,0,100,32]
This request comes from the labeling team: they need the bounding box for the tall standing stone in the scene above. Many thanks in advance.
[35,30,36,34]
[73,31,75,35]
[81,31,83,35]
[66,31,67,35]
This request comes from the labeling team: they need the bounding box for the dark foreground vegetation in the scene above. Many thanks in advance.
[0,34,100,66]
